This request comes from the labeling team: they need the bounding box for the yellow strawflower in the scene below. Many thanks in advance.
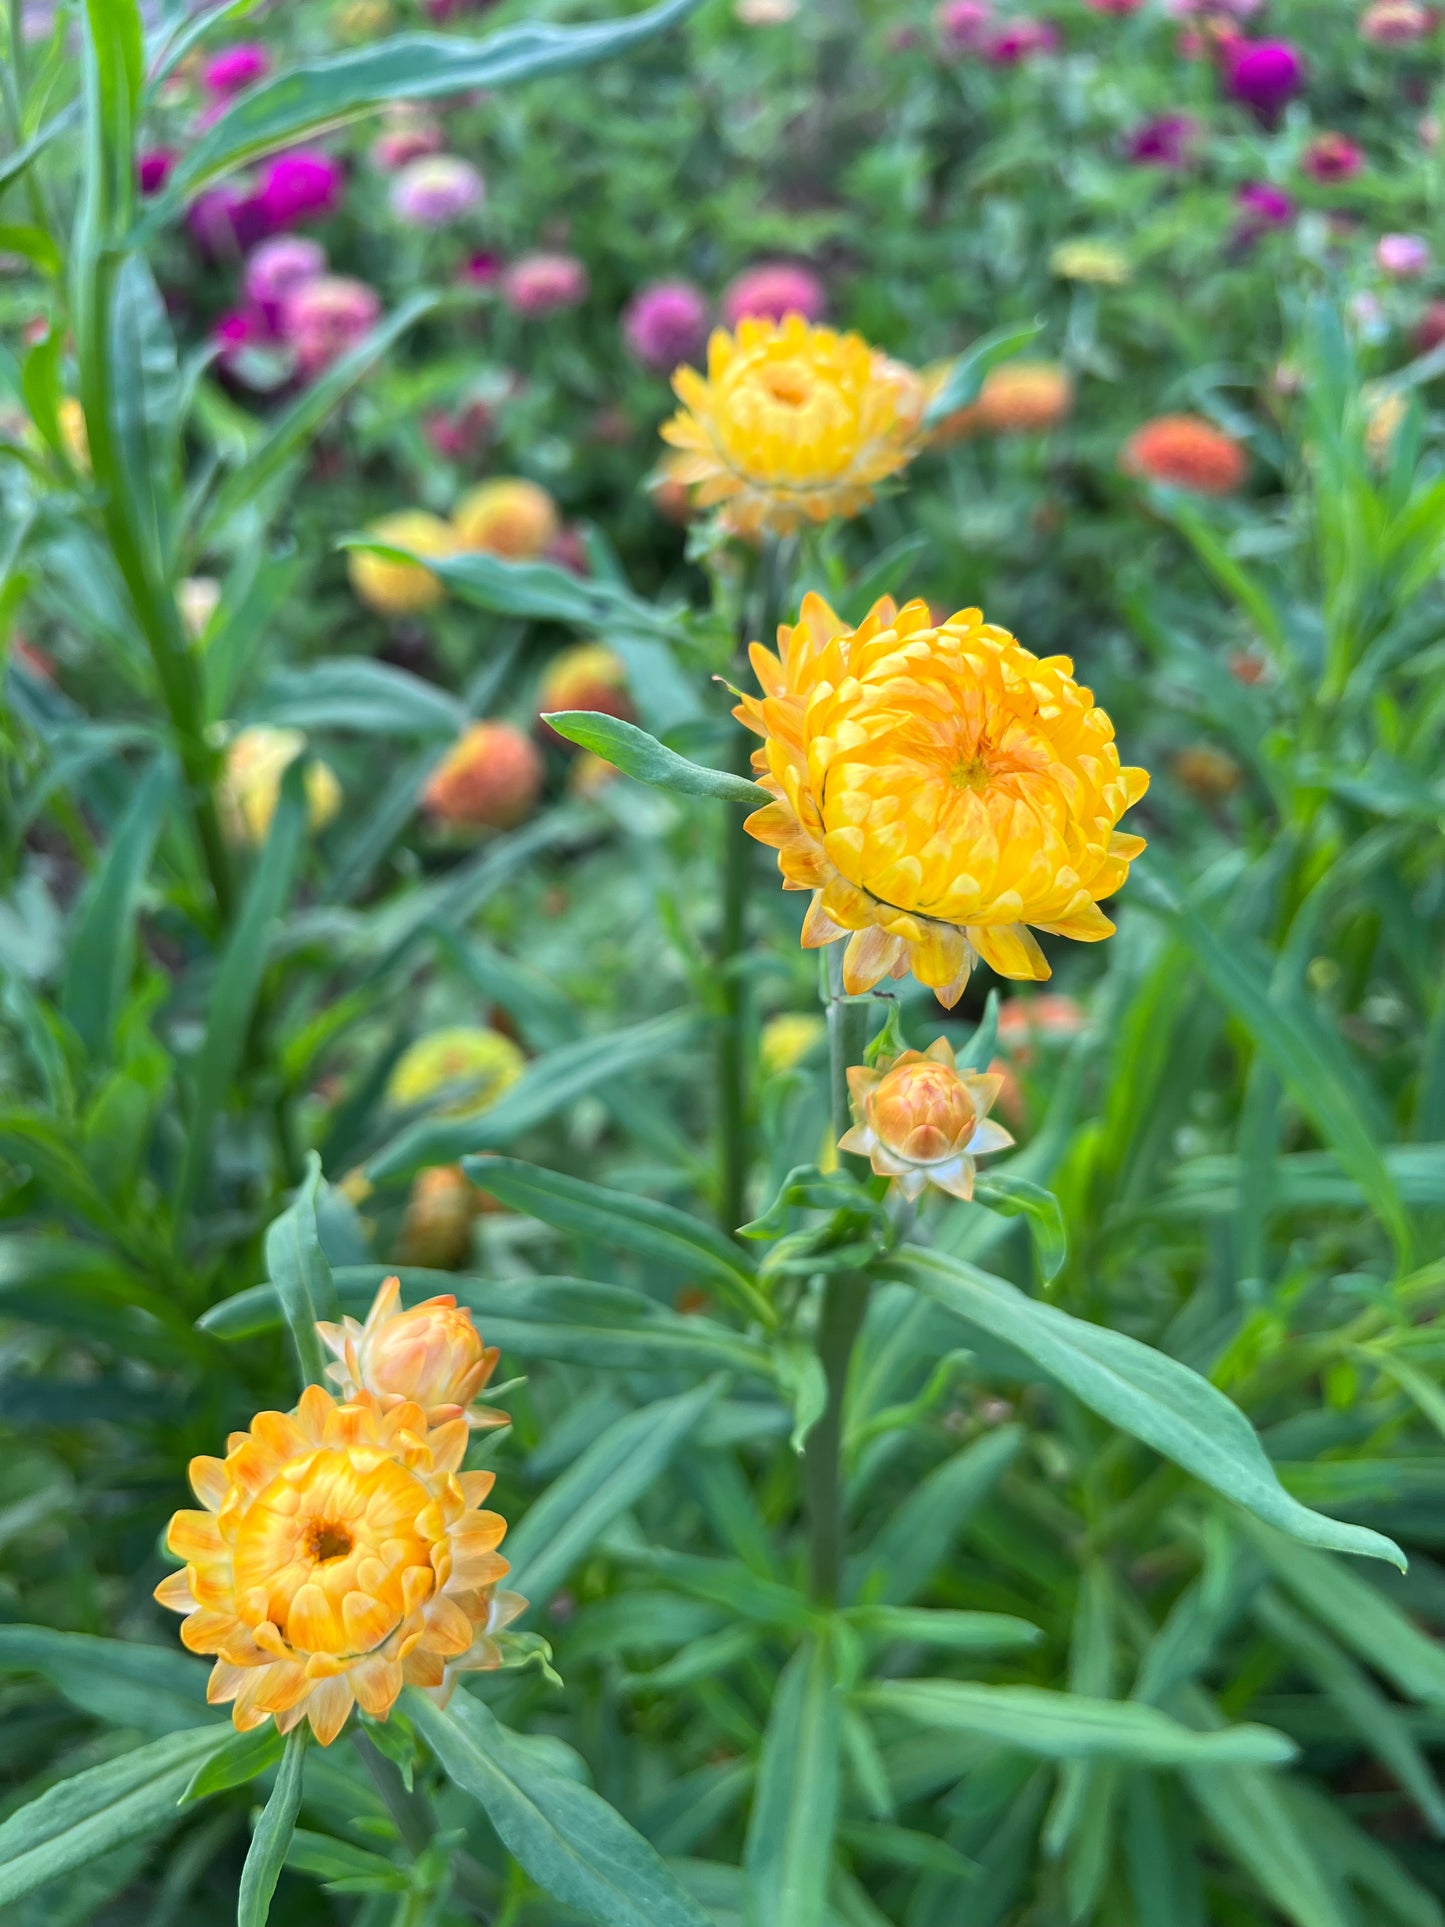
[219,726,342,847]
[154,1383,521,1744]
[736,594,1149,1006]
[387,1026,525,1113]
[452,479,559,560]
[841,1036,1012,1201]
[659,314,940,536]
[348,510,456,616]
[1050,240,1131,286]
[318,1275,507,1429]
[759,1011,826,1076]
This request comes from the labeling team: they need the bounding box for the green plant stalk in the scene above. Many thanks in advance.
[804,945,875,1603]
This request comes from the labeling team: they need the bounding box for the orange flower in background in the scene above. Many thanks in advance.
[1120,414,1246,494]
[424,721,544,829]
[453,478,559,560]
[348,509,456,615]
[539,643,632,729]
[737,593,1149,1005]
[154,1384,521,1744]
[840,1037,1013,1200]
[659,314,941,535]
[397,1165,481,1270]
[318,1275,507,1428]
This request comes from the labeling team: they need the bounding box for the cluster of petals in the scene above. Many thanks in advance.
[842,1037,1013,1200]
[155,1379,519,1745]
[661,315,941,536]
[736,593,1149,1005]
[318,1276,508,1430]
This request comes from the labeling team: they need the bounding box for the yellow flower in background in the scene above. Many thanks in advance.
[759,1011,826,1076]
[318,1275,507,1428]
[1050,240,1130,286]
[387,1025,525,1113]
[659,314,940,536]
[348,510,456,615]
[219,726,342,847]
[737,594,1149,1006]
[452,479,559,560]
[841,1037,1013,1200]
[538,642,632,725]
[153,1384,521,1744]
[1364,386,1407,467]
[58,397,90,473]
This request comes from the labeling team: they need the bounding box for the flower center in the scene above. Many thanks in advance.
[760,364,812,408]
[307,1520,354,1563]
[949,748,995,791]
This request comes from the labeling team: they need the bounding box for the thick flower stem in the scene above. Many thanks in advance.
[804,945,876,1602]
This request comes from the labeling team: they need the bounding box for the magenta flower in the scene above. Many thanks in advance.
[1126,115,1198,167]
[460,250,504,285]
[499,252,589,315]
[1303,133,1364,182]
[1416,301,1445,353]
[212,307,271,382]
[1227,41,1305,121]
[244,236,328,328]
[282,275,381,376]
[934,0,992,52]
[722,260,827,326]
[187,184,268,256]
[1085,0,1146,12]
[983,16,1058,60]
[202,44,271,97]
[1235,182,1295,241]
[623,281,710,371]
[254,151,344,231]
[389,155,485,226]
[425,400,493,461]
[1377,232,1431,277]
[138,149,176,195]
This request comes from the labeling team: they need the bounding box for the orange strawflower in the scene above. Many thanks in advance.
[736,593,1149,1005]
[452,479,559,560]
[1120,415,1246,494]
[154,1384,520,1744]
[539,643,632,729]
[424,721,543,829]
[317,1275,507,1428]
[840,1036,1013,1200]
[659,314,940,536]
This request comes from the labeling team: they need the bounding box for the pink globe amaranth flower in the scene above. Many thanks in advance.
[202,43,271,96]
[254,150,344,231]
[138,148,176,195]
[623,280,710,371]
[283,275,381,377]
[1236,181,1294,228]
[721,260,827,327]
[1304,132,1364,181]
[1377,232,1431,277]
[934,0,992,52]
[1227,41,1305,120]
[244,235,328,327]
[187,183,268,256]
[1360,0,1431,44]
[371,120,445,171]
[983,15,1058,60]
[212,307,271,378]
[1126,114,1198,166]
[389,155,485,226]
[460,250,504,286]
[499,252,589,315]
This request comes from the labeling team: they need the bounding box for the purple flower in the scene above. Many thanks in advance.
[1237,182,1294,226]
[499,252,589,315]
[1227,41,1305,122]
[934,0,992,52]
[1304,133,1364,182]
[1126,115,1198,167]
[253,151,344,231]
[244,235,328,328]
[186,184,268,257]
[202,44,271,97]
[1377,232,1431,277]
[388,155,485,226]
[138,148,176,195]
[623,280,710,371]
[212,307,270,381]
[460,250,504,285]
[983,16,1058,61]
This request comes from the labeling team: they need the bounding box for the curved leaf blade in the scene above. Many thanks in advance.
[542,712,769,807]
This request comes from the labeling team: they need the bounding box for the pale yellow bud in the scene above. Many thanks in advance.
[218,726,342,846]
[317,1275,508,1427]
[839,1036,1014,1201]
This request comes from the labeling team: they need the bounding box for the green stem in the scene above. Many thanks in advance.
[803,945,875,1602]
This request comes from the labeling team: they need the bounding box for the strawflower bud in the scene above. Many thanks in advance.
[499,252,589,315]
[388,1025,526,1113]
[840,1036,1014,1199]
[283,274,380,376]
[1050,238,1130,284]
[219,726,342,846]
[244,234,327,326]
[759,1011,826,1077]
[722,260,827,326]
[453,478,559,559]
[1120,413,1246,493]
[178,575,221,641]
[424,722,544,829]
[389,155,485,226]
[1360,0,1431,42]
[975,359,1073,433]
[1303,133,1364,182]
[538,643,632,728]
[318,1274,507,1425]
[348,509,455,615]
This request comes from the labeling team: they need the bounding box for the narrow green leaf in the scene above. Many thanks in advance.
[844,1605,1042,1653]
[1185,1758,1352,1927]
[0,104,80,199]
[59,757,170,1059]
[851,1425,1023,1604]
[409,1690,710,1927]
[744,1639,842,1927]
[181,1723,286,1805]
[0,1725,227,1906]
[923,320,1045,427]
[249,656,465,740]
[543,712,769,807]
[504,1380,720,1605]
[866,1681,1294,1766]
[971,1174,1066,1284]
[0,224,62,277]
[0,1625,208,1734]
[264,1152,338,1389]
[237,1726,306,1927]
[888,1247,1405,1568]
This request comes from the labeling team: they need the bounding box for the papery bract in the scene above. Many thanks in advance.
[319,1276,507,1427]
[841,1037,1013,1200]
